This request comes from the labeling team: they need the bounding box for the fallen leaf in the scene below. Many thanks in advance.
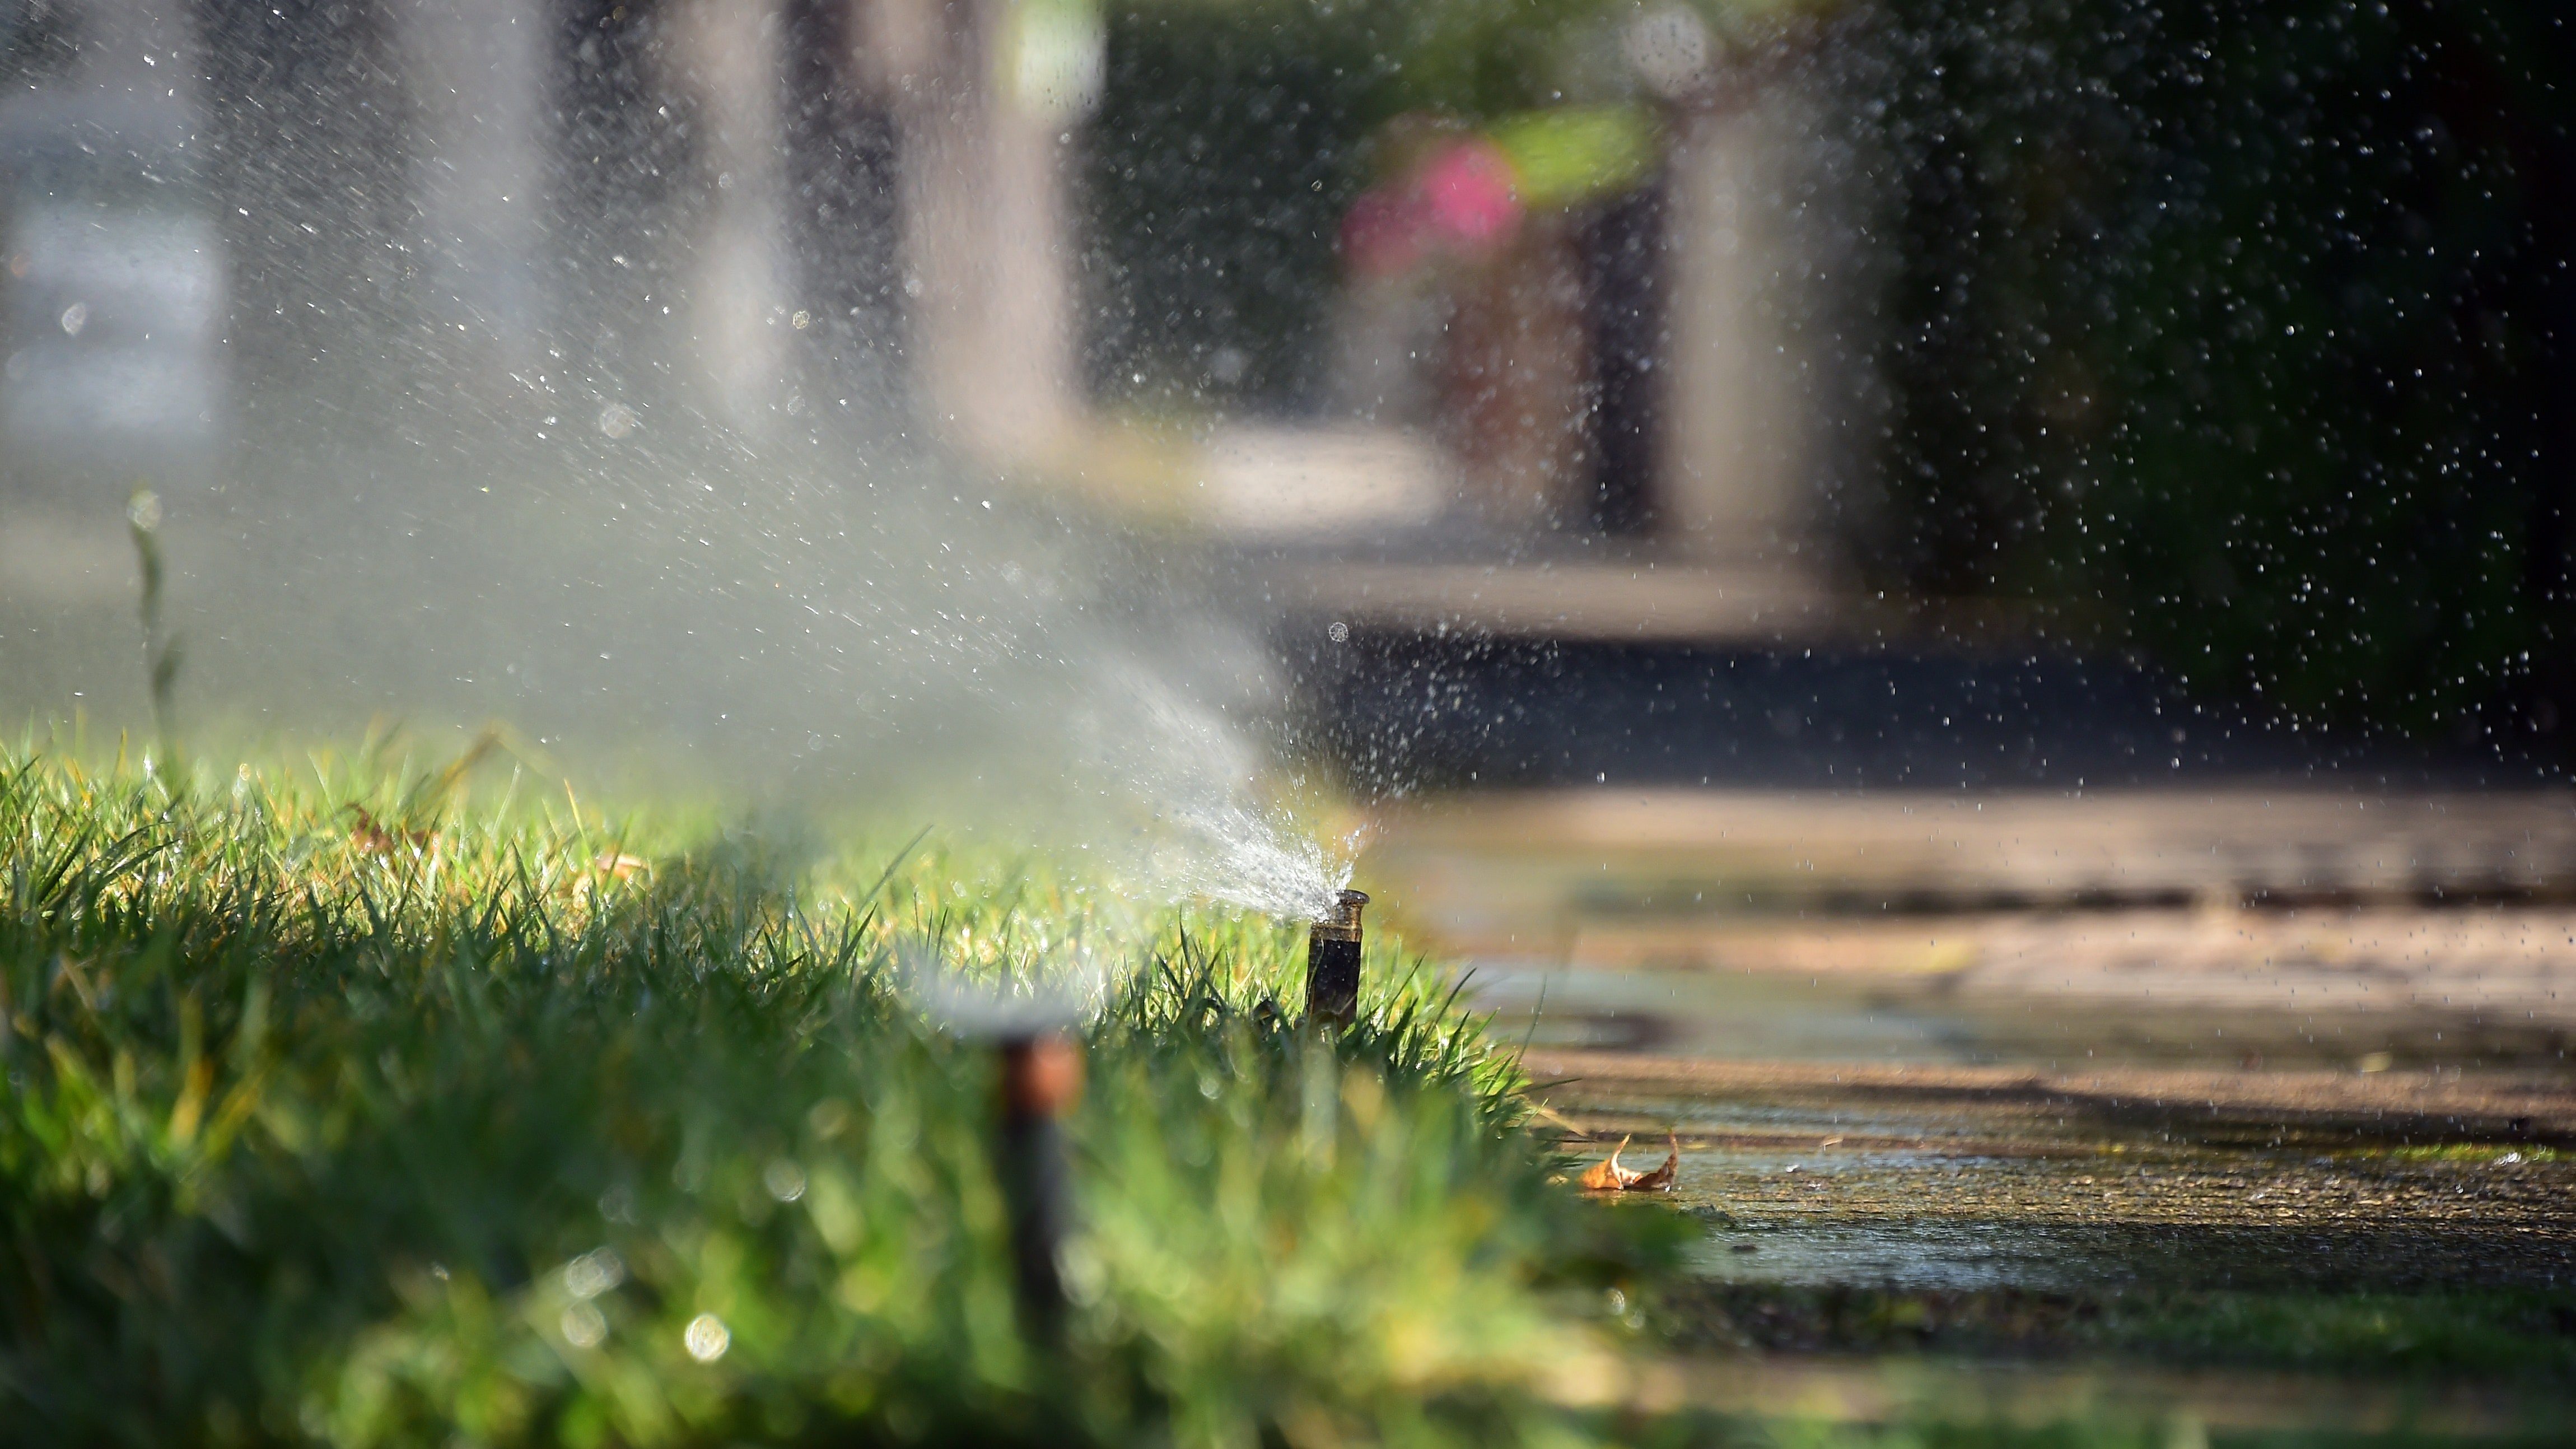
[345,806,434,856]
[1631,1133,1679,1192]
[1580,1133,1679,1193]
[596,852,651,880]
[561,851,653,903]
[1580,1136,1637,1190]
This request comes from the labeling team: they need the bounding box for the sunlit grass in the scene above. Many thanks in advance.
[0,743,1680,1446]
[26,742,2556,1447]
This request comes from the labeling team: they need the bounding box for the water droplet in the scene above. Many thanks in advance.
[763,1158,806,1202]
[563,1247,626,1299]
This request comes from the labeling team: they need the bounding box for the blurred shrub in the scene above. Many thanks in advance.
[1088,0,2576,748]
[1864,0,2576,747]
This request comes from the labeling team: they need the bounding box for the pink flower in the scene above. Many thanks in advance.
[1339,135,1525,278]
[1417,138,1522,249]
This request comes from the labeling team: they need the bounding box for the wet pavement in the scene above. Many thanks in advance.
[1563,1096,2576,1294]
[1502,968,2576,1296]
[1530,1059,2576,1432]
[1344,744,2576,1426]
[1471,955,2576,1072]
[1460,921,2576,1431]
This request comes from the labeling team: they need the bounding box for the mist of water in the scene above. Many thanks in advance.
[143,414,1360,923]
[0,1,1390,925]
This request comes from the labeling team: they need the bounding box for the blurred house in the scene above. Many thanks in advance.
[1068,3,1869,646]
[1,0,1857,645]
[1262,35,1856,639]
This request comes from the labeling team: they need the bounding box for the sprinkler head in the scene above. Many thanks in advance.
[996,1032,1082,1339]
[1304,889,1369,1028]
[894,942,1095,1342]
[1000,1033,1084,1120]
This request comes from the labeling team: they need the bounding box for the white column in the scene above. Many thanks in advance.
[863,0,1096,465]
[396,0,550,376]
[1659,84,1816,564]
[665,0,795,431]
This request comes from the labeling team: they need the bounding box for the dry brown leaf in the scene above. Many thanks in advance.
[1579,1133,1679,1193]
[346,807,434,857]
[1579,1138,1637,1190]
[1631,1133,1679,1192]
[597,852,651,880]
[559,851,652,903]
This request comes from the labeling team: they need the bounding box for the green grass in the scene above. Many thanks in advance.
[0,744,1682,1447]
[18,744,2573,1448]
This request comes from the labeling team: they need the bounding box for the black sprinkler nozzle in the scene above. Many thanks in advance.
[996,1032,1082,1339]
[1304,889,1369,1028]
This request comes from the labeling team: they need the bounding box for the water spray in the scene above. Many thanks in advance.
[1304,889,1369,1028]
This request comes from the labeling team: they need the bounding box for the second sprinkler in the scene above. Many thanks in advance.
[1305,889,1369,1027]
